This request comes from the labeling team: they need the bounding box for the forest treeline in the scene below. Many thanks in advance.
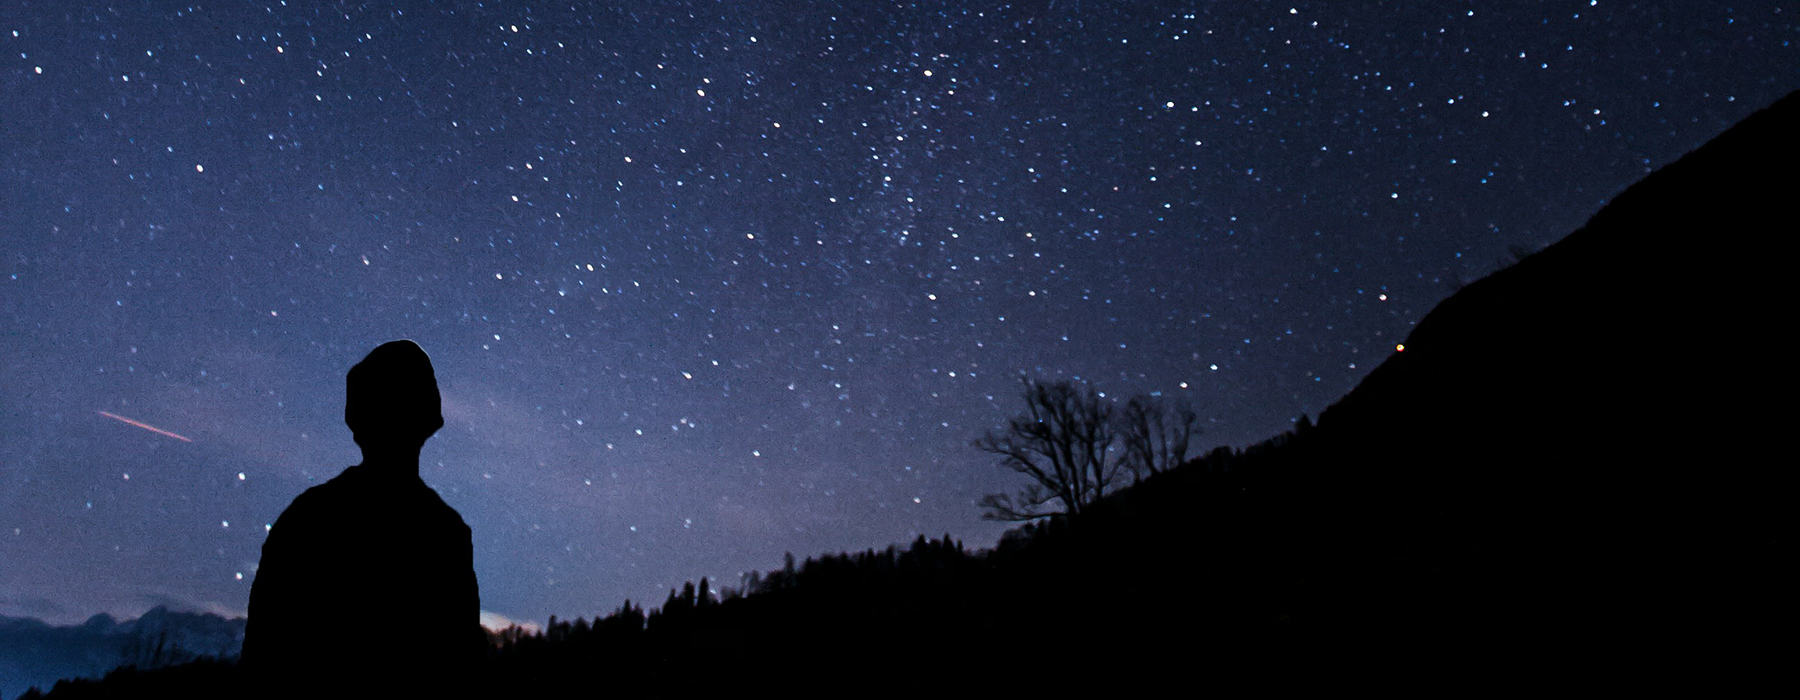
[483,435,1294,694]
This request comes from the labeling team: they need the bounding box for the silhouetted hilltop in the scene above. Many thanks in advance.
[29,91,1796,698]
[1271,87,1796,682]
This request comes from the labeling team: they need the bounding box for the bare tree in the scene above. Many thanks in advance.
[1117,395,1199,480]
[973,377,1128,521]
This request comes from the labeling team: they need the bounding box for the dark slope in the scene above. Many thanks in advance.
[1275,89,1797,679]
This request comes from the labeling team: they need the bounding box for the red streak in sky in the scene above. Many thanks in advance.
[97,410,193,442]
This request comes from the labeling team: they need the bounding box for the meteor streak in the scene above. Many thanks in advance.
[97,410,193,442]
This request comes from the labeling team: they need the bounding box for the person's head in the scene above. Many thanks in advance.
[344,340,443,454]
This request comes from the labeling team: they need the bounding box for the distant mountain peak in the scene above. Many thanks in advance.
[79,614,119,632]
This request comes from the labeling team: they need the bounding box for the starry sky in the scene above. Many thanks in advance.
[1,1,1794,629]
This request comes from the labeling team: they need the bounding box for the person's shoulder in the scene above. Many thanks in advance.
[410,481,472,530]
[275,468,357,519]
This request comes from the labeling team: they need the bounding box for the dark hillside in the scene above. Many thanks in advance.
[1275,89,1796,681]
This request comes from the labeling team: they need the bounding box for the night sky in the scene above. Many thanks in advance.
[2,1,1794,629]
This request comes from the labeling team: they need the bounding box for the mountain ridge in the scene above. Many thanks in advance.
[0,606,244,700]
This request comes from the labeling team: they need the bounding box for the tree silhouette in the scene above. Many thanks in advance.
[696,577,715,607]
[973,377,1126,520]
[1117,394,1199,479]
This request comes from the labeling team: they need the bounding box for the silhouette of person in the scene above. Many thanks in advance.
[242,340,483,697]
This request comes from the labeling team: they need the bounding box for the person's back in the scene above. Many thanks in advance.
[242,340,483,697]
